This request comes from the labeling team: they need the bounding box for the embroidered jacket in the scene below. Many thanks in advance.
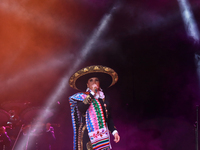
[69,92,116,150]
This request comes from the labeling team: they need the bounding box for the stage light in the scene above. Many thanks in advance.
[14,3,120,150]
[43,2,121,109]
[177,0,200,43]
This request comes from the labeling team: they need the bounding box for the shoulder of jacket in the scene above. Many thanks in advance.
[69,92,88,100]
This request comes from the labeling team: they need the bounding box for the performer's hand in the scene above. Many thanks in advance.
[114,132,120,143]
[0,126,6,134]
[91,84,98,93]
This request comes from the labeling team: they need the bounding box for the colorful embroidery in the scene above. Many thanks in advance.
[69,92,110,150]
[88,102,99,131]
[88,127,110,150]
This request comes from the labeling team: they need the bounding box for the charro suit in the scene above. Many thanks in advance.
[69,91,117,150]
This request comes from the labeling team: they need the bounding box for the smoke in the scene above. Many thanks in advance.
[110,117,195,150]
[0,0,84,39]
[14,2,121,149]
[0,52,73,93]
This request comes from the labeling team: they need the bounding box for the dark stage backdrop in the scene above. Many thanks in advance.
[0,0,200,150]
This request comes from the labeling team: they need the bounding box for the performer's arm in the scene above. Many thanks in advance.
[104,101,120,143]
[77,93,94,113]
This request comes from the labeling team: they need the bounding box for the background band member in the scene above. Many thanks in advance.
[22,120,56,150]
[0,126,11,150]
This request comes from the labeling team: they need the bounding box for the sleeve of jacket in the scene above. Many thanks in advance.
[104,100,117,134]
[77,93,94,113]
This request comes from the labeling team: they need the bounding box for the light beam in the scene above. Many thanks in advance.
[14,3,120,150]
[0,53,73,93]
[177,0,200,43]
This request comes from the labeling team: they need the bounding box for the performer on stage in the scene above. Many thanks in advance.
[0,126,11,150]
[69,65,120,150]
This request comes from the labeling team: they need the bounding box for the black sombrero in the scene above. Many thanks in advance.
[69,65,118,91]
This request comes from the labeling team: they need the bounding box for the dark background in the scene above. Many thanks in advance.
[0,0,200,149]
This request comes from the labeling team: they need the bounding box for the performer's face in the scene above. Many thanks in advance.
[87,77,100,90]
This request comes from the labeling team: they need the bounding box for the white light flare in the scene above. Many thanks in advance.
[15,3,120,150]
[177,0,200,43]
[44,2,120,109]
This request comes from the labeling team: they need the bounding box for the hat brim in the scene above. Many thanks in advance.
[76,72,112,91]
[69,65,118,91]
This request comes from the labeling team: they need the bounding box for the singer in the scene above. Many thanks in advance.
[69,65,120,150]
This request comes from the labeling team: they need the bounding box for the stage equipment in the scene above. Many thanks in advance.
[20,107,54,123]
[0,109,10,125]
[1,101,31,125]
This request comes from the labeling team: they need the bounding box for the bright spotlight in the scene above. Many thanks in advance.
[43,2,121,108]
[177,0,200,43]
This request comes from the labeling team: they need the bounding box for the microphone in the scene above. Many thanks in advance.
[95,87,100,93]
[93,84,99,93]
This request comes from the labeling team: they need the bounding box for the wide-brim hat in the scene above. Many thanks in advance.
[69,65,118,91]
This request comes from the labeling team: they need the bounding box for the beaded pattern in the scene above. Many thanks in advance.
[69,93,85,150]
[69,92,110,150]
[69,65,118,90]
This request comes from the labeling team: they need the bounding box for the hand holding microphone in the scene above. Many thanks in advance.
[92,84,99,93]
